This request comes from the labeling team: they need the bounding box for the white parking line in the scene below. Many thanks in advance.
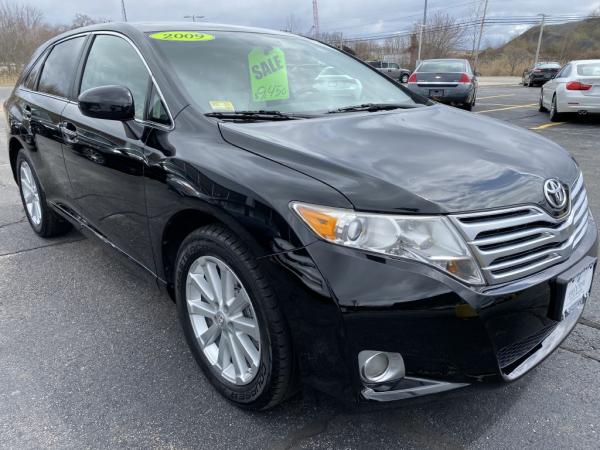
[476,103,537,114]
[477,94,516,100]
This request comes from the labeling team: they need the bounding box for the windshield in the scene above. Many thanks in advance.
[148,30,426,114]
[577,63,600,76]
[417,60,466,73]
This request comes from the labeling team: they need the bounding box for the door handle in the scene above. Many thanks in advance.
[60,122,78,144]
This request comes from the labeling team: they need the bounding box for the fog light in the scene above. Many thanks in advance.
[364,352,389,380]
[358,350,405,384]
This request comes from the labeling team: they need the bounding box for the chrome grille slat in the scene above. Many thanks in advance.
[450,174,591,284]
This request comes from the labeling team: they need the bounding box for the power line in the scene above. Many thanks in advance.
[340,13,599,42]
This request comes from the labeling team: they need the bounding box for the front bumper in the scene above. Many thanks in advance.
[269,214,598,403]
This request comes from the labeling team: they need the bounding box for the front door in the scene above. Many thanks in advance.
[62,33,155,272]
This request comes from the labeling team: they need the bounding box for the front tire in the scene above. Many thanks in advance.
[175,224,294,410]
[400,73,409,83]
[16,151,71,237]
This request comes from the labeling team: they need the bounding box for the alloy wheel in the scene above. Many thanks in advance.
[185,255,261,385]
[20,161,42,226]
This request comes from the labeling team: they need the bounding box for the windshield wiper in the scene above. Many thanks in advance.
[205,110,303,121]
[328,103,418,114]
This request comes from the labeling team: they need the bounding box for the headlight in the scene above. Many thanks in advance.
[291,202,484,285]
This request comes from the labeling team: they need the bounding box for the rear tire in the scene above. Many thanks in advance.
[400,73,409,83]
[175,224,294,410]
[16,151,71,238]
[539,89,548,112]
[550,95,563,122]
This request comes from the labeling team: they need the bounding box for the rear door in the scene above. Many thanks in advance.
[387,63,401,79]
[15,36,87,205]
[61,33,155,271]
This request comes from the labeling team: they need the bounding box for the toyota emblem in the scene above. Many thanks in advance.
[544,179,568,210]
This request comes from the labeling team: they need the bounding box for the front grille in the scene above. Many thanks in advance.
[497,324,556,369]
[450,175,590,284]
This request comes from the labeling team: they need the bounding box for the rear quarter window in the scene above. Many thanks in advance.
[23,53,46,91]
[38,36,86,98]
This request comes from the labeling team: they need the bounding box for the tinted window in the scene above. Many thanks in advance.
[38,37,85,98]
[80,35,150,119]
[418,60,466,73]
[577,63,600,76]
[24,53,46,91]
[369,61,381,68]
[389,63,399,69]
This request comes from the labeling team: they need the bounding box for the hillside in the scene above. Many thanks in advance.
[479,16,600,75]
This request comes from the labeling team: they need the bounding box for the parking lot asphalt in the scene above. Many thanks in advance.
[0,83,599,450]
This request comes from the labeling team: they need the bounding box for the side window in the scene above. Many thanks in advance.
[23,53,46,91]
[381,62,389,69]
[557,64,570,78]
[38,37,85,98]
[80,35,150,119]
[390,63,399,69]
[147,87,171,126]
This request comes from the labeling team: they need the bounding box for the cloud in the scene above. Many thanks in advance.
[13,0,599,46]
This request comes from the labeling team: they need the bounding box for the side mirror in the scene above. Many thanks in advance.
[78,85,135,121]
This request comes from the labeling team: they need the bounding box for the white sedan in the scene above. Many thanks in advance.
[540,60,600,121]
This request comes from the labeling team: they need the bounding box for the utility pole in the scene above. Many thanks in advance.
[312,0,320,39]
[534,14,546,66]
[120,0,128,22]
[473,0,489,71]
[416,0,428,66]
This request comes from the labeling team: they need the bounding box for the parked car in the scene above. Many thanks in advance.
[522,62,561,87]
[540,60,600,121]
[406,58,477,110]
[367,60,411,83]
[5,23,597,410]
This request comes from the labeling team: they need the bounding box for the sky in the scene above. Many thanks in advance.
[17,0,600,47]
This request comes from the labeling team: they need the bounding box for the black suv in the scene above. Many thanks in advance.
[4,23,597,410]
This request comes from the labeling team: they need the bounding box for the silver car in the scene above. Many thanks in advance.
[367,61,411,83]
[540,59,600,121]
[406,58,478,111]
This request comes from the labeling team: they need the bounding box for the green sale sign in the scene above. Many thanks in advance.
[248,48,289,102]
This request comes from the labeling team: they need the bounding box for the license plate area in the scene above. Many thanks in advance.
[429,89,444,97]
[563,266,593,317]
[550,257,596,321]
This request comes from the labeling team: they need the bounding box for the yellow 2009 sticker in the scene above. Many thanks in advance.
[149,31,215,41]
[248,48,289,102]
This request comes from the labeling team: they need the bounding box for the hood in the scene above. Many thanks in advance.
[219,104,580,214]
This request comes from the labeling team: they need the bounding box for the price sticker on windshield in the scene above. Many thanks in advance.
[248,48,289,102]
[149,31,215,41]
